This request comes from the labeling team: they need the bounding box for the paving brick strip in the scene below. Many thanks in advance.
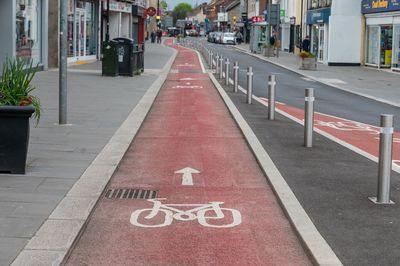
[62,40,312,265]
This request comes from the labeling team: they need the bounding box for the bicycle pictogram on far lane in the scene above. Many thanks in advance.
[130,198,242,228]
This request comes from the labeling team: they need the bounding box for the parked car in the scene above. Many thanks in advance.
[221,32,236,45]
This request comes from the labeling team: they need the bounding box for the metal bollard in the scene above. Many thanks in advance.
[216,54,220,74]
[304,88,315,147]
[268,75,276,120]
[233,61,239,93]
[219,56,224,79]
[246,67,253,104]
[225,58,230,85]
[210,51,213,69]
[370,114,395,204]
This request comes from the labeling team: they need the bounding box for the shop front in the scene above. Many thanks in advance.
[67,0,99,63]
[362,0,400,70]
[307,7,330,63]
[0,0,48,71]
[132,3,146,44]
[102,0,132,41]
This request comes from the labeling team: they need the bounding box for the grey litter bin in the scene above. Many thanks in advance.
[113,37,134,76]
[138,43,145,73]
[132,44,140,75]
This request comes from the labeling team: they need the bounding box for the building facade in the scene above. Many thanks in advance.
[305,0,361,65]
[0,0,49,72]
[362,0,400,70]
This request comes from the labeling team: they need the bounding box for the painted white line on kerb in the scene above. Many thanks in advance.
[208,73,343,266]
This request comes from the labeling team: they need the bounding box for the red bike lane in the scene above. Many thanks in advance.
[65,40,311,266]
[257,98,400,167]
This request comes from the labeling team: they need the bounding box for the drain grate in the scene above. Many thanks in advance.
[104,188,158,200]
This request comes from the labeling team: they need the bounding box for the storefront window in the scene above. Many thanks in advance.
[16,0,42,64]
[366,26,379,65]
[393,25,400,69]
[309,0,331,9]
[380,25,393,66]
[67,0,98,59]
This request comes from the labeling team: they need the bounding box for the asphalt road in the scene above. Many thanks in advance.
[201,40,400,130]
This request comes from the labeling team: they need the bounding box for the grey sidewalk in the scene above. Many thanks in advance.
[235,44,400,107]
[0,42,174,266]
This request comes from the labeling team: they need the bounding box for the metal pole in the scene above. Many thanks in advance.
[59,0,68,124]
[216,53,220,74]
[233,61,239,93]
[225,58,230,85]
[219,57,224,79]
[370,114,394,204]
[246,67,253,104]
[304,88,315,147]
[210,51,213,69]
[106,0,110,41]
[268,75,276,120]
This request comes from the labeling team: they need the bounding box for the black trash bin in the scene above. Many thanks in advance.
[113,37,135,76]
[102,40,118,76]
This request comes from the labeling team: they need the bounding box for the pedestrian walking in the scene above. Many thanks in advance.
[235,31,243,45]
[302,35,310,52]
[156,29,162,44]
[151,30,156,43]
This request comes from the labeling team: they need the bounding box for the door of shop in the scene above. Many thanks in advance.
[318,27,325,62]
[75,8,86,57]
[366,25,393,67]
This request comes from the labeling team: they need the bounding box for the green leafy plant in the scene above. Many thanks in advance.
[298,51,316,59]
[0,58,41,124]
[262,43,273,48]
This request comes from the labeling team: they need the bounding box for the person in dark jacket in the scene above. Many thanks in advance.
[150,30,156,43]
[302,35,310,52]
[269,32,276,46]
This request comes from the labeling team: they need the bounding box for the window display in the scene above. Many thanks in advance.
[366,26,379,65]
[393,25,400,69]
[16,0,42,64]
[67,0,98,60]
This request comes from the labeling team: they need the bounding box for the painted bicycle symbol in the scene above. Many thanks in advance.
[130,198,242,228]
[315,120,380,134]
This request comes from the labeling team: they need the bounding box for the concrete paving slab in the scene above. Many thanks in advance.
[11,250,64,266]
[0,217,44,238]
[49,196,97,220]
[0,238,28,266]
[26,219,84,251]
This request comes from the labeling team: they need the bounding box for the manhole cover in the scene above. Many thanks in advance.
[105,188,158,200]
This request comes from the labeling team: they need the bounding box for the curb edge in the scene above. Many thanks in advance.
[208,70,343,266]
[10,42,178,266]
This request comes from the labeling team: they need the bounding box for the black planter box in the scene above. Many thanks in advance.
[0,106,35,174]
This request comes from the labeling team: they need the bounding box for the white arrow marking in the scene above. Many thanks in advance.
[180,78,195,81]
[175,167,200,186]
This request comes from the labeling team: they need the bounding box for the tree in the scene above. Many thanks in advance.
[171,3,193,24]
[160,0,168,11]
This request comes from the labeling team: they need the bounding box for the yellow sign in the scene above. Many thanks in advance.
[372,0,389,9]
[156,15,161,20]
[385,49,392,65]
